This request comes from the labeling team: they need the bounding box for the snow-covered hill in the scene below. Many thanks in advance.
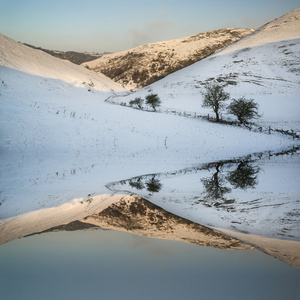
[23,43,103,65]
[0,34,125,92]
[82,28,254,89]
[114,8,300,131]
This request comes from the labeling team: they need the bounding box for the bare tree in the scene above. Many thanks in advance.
[202,83,230,122]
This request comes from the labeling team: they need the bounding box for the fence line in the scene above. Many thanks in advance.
[104,97,300,140]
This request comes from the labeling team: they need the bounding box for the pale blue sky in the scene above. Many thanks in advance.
[0,0,299,52]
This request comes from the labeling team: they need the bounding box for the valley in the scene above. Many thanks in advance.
[0,8,299,269]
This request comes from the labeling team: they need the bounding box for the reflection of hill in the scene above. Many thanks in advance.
[107,148,299,241]
[2,194,299,267]
[25,196,251,250]
[81,196,252,250]
[26,220,99,235]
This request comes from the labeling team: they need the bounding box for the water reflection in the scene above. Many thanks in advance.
[199,161,259,208]
[108,158,261,206]
[201,163,232,202]
[0,148,299,269]
[145,177,163,193]
[226,161,259,190]
[1,230,299,300]
[127,176,163,194]
[1,193,299,267]
[112,160,260,205]
[106,148,300,242]
[129,177,145,190]
[27,196,251,251]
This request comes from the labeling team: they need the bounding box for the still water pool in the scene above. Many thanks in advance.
[0,229,299,300]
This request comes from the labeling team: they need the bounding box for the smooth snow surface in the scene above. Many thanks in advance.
[0,34,125,93]
[0,9,299,244]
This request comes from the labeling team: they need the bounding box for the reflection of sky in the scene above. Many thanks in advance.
[0,230,299,300]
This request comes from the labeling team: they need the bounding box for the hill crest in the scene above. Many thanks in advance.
[0,33,125,92]
[82,28,254,89]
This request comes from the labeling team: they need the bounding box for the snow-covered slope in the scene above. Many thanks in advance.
[114,8,300,131]
[82,28,254,89]
[23,42,103,65]
[0,31,295,220]
[0,34,125,92]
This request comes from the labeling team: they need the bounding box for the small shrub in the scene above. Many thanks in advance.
[145,93,161,111]
[227,97,260,124]
[146,177,162,193]
[129,97,144,109]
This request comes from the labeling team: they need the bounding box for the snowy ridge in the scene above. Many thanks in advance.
[220,8,300,52]
[82,28,254,89]
[115,8,300,131]
[0,34,125,92]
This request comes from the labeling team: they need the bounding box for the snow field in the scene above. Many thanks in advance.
[0,65,296,218]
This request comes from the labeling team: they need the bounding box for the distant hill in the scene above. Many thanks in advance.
[82,28,254,89]
[0,34,125,92]
[115,8,300,130]
[22,43,104,65]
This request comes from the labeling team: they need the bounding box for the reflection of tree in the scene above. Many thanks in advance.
[146,177,162,193]
[199,161,260,207]
[201,164,231,200]
[129,178,145,190]
[226,161,259,190]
